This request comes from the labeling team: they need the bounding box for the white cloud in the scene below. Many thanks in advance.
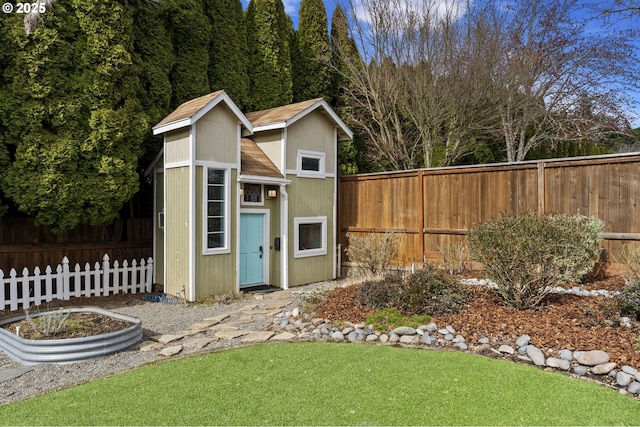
[351,0,467,25]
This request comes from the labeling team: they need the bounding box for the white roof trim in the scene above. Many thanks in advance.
[144,148,164,177]
[253,99,353,140]
[152,91,254,136]
[238,174,291,185]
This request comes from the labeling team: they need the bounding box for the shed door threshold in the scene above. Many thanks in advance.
[241,284,280,294]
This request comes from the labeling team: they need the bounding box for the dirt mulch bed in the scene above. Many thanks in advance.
[1,312,133,340]
[313,275,640,367]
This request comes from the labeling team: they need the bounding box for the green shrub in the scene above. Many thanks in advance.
[358,265,473,317]
[614,243,640,320]
[468,211,603,309]
[366,308,431,331]
[346,232,399,277]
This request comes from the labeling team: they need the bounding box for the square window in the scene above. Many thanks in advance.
[297,150,325,178]
[242,183,262,205]
[294,217,327,258]
[301,157,321,172]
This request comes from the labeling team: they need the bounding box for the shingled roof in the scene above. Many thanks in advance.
[246,98,352,140]
[152,90,252,135]
[240,138,283,178]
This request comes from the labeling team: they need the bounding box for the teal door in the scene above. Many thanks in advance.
[240,213,264,287]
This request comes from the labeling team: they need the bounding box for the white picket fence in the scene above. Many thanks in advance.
[0,254,153,312]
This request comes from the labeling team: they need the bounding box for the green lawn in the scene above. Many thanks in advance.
[1,342,639,426]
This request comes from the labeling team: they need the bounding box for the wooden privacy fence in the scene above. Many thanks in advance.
[0,217,153,273]
[0,254,153,312]
[338,152,640,267]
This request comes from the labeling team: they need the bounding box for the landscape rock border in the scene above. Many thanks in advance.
[274,293,640,398]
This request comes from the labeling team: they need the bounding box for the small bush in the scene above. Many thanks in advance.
[25,308,70,338]
[439,242,470,275]
[613,243,640,320]
[346,231,399,277]
[468,211,603,310]
[358,265,473,317]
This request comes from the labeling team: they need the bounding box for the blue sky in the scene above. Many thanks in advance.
[240,0,639,127]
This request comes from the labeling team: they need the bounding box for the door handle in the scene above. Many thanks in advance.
[259,245,263,259]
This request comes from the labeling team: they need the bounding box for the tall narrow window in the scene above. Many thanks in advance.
[206,169,226,250]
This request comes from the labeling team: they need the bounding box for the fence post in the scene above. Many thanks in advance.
[21,267,30,309]
[93,262,101,296]
[62,257,70,300]
[102,254,110,296]
[33,266,42,307]
[45,265,53,302]
[145,258,153,292]
[122,260,129,294]
[9,269,17,311]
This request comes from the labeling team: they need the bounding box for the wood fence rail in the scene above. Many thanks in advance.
[0,217,153,273]
[337,152,640,267]
[0,254,153,312]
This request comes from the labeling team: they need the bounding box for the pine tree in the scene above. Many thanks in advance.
[292,0,333,102]
[245,0,293,111]
[166,0,211,108]
[2,0,148,232]
[203,0,249,110]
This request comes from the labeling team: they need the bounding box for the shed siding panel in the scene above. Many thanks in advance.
[164,167,190,295]
[196,104,239,164]
[286,111,336,173]
[287,176,335,286]
[253,130,283,173]
[165,129,190,164]
[195,167,237,297]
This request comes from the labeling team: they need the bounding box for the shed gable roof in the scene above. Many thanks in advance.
[152,90,253,135]
[240,138,283,179]
[246,98,353,140]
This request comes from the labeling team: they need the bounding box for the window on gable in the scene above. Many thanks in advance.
[206,168,227,251]
[297,150,325,178]
[294,216,327,258]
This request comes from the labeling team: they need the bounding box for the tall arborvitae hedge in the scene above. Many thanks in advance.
[292,0,333,102]
[2,0,148,232]
[203,0,249,110]
[166,0,211,108]
[245,0,293,111]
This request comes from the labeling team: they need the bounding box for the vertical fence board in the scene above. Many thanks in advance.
[338,154,640,269]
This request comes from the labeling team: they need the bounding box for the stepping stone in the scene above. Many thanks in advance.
[257,300,291,311]
[183,337,219,350]
[202,313,232,324]
[139,342,164,352]
[215,330,251,340]
[156,333,186,344]
[159,345,183,357]
[211,324,240,331]
[0,367,33,383]
[271,332,297,341]
[241,331,275,343]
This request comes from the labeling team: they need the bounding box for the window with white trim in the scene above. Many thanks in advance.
[241,183,263,205]
[297,150,325,178]
[294,216,327,258]
[205,168,228,252]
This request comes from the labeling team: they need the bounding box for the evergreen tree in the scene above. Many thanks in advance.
[2,0,148,232]
[245,0,293,111]
[292,0,333,102]
[166,0,211,108]
[330,6,369,174]
[203,0,249,109]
